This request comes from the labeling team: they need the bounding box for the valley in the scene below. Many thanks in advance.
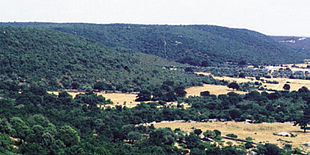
[1,23,310,154]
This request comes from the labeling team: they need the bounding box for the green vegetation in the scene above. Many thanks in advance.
[1,23,310,154]
[1,79,310,154]
[1,22,308,65]
[0,26,205,91]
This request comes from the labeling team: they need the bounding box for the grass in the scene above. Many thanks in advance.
[261,77,310,91]
[193,71,310,96]
[154,122,310,151]
[185,84,247,96]
[48,91,140,108]
[47,91,191,108]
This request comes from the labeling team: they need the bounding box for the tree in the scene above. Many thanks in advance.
[93,82,113,91]
[256,143,283,155]
[136,90,152,101]
[184,67,194,72]
[239,73,245,78]
[283,84,290,91]
[10,117,31,140]
[294,104,310,133]
[127,131,142,144]
[0,133,14,154]
[193,129,202,136]
[174,86,187,97]
[200,91,210,96]
[298,86,309,93]
[149,128,175,146]
[201,60,210,67]
[58,125,80,147]
[228,82,239,90]
[190,148,206,155]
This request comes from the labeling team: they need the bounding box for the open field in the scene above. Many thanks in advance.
[194,71,310,96]
[261,77,310,91]
[196,72,257,83]
[185,84,247,96]
[96,92,140,108]
[154,122,310,151]
[47,91,139,107]
[267,63,309,69]
[47,91,190,108]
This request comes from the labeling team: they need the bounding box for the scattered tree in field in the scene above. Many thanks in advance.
[200,91,210,96]
[228,82,239,90]
[283,84,290,91]
[193,129,202,136]
[298,86,309,93]
[294,105,310,133]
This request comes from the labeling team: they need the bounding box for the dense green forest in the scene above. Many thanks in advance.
[0,26,207,91]
[1,22,308,66]
[1,82,309,154]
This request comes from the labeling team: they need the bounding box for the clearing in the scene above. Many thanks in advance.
[154,121,310,151]
[185,84,247,97]
[192,72,310,96]
[47,91,190,108]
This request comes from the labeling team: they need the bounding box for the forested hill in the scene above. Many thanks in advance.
[1,22,308,65]
[271,36,310,52]
[0,26,204,91]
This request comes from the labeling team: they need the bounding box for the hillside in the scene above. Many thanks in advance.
[0,26,204,91]
[1,22,308,66]
[271,36,310,52]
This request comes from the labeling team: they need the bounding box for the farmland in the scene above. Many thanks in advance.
[47,91,190,108]
[154,121,310,151]
[185,84,247,96]
[190,71,310,96]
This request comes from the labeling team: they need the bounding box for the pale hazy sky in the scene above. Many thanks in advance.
[0,0,309,36]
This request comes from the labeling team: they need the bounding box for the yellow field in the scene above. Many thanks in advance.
[269,63,309,69]
[185,84,247,96]
[47,91,141,107]
[261,77,310,91]
[47,91,191,108]
[196,72,257,83]
[154,122,310,151]
[96,92,140,108]
[193,72,310,96]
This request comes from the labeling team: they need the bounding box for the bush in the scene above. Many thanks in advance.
[200,91,210,96]
[226,134,238,138]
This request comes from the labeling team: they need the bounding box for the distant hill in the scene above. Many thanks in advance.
[0,22,308,66]
[271,36,310,52]
[0,26,204,91]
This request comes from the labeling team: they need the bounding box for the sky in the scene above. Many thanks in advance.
[0,0,309,36]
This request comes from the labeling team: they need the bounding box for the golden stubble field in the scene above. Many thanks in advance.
[154,122,310,151]
[189,71,310,96]
[47,91,139,108]
[47,91,190,108]
[185,84,247,97]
